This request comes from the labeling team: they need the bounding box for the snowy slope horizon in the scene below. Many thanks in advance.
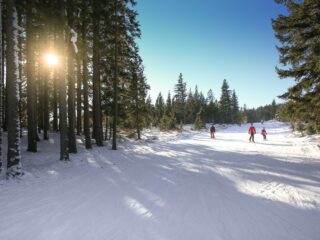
[0,121,320,240]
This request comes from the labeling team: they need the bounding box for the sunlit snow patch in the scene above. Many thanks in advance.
[124,196,153,219]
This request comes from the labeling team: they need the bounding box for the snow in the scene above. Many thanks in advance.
[70,28,78,53]
[0,121,320,240]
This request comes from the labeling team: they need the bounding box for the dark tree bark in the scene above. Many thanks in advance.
[53,69,58,131]
[6,0,22,176]
[0,0,3,174]
[76,57,82,135]
[92,0,103,146]
[43,70,49,140]
[26,0,37,152]
[67,0,77,153]
[17,9,23,138]
[81,7,91,149]
[112,1,119,150]
[57,0,69,161]
[1,9,4,135]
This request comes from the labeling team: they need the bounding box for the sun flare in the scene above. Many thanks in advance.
[44,53,58,65]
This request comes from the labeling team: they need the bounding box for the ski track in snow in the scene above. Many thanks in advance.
[0,121,320,240]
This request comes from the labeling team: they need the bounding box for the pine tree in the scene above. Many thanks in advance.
[165,91,172,116]
[174,73,187,124]
[231,90,240,124]
[127,48,149,139]
[205,89,218,123]
[272,0,320,134]
[219,79,232,124]
[6,0,22,176]
[155,92,165,125]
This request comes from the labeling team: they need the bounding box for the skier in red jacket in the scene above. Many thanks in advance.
[248,123,256,142]
[210,125,216,138]
[261,127,267,140]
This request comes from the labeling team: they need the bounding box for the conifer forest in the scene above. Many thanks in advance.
[0,1,319,239]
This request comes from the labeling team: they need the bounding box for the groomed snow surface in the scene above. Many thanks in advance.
[1,121,320,240]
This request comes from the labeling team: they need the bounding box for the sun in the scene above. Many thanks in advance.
[44,53,58,65]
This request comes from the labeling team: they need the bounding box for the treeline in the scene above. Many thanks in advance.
[152,75,241,130]
[0,0,149,177]
[148,74,278,130]
[244,100,279,124]
[272,0,320,136]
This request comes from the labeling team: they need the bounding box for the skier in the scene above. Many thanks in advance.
[210,124,216,138]
[261,127,267,140]
[248,123,256,142]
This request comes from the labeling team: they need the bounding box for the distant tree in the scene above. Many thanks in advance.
[173,73,187,124]
[155,92,165,125]
[219,79,232,123]
[165,91,172,116]
[205,89,218,123]
[231,90,240,123]
[194,115,204,130]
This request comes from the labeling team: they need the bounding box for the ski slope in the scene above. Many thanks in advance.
[0,121,320,240]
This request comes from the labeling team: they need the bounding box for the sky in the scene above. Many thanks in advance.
[136,0,293,108]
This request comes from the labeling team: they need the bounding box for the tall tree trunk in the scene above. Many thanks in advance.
[53,70,58,131]
[43,71,49,140]
[67,0,77,153]
[1,11,4,134]
[81,9,91,149]
[42,32,49,140]
[104,114,108,141]
[112,1,119,150]
[58,0,69,161]
[92,0,103,146]
[76,57,82,135]
[67,51,76,153]
[17,9,23,138]
[26,0,37,152]
[3,85,7,131]
[0,0,3,175]
[6,0,22,176]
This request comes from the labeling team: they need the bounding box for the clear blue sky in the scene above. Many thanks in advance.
[136,0,293,108]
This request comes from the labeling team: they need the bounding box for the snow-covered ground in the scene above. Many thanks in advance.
[0,121,320,240]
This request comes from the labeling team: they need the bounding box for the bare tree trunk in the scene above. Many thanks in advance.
[43,71,49,140]
[81,8,91,150]
[66,0,77,153]
[76,57,82,135]
[58,0,69,161]
[6,0,22,176]
[17,9,23,138]
[26,0,37,152]
[1,10,4,135]
[53,70,58,131]
[104,114,108,141]
[112,1,119,150]
[92,0,103,146]
[0,0,3,175]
